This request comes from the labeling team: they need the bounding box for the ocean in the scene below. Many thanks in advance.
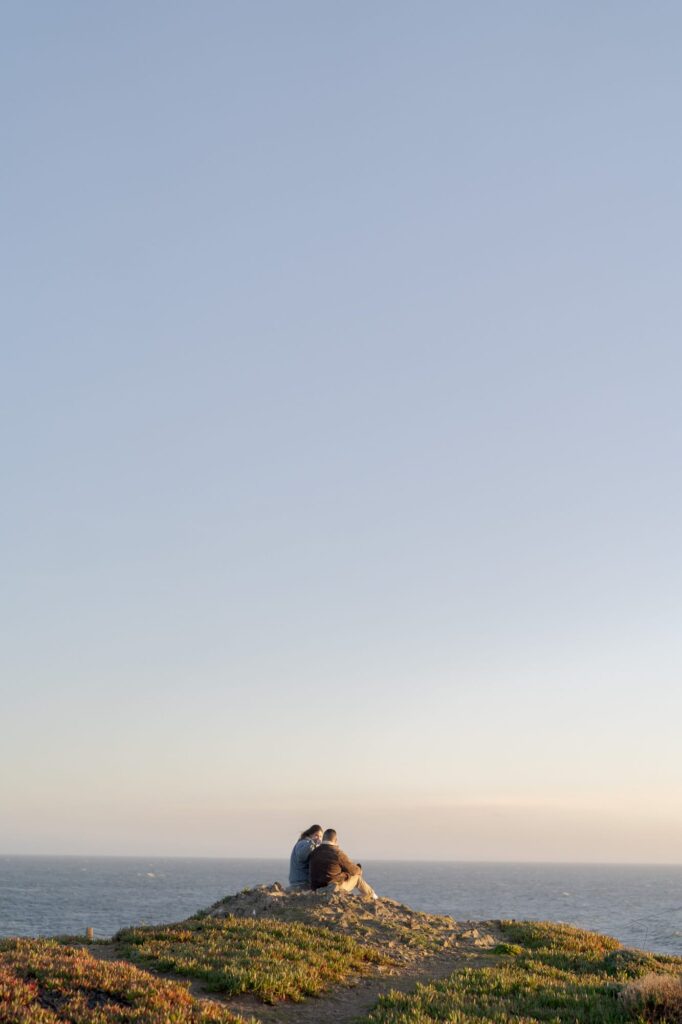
[1,857,680,956]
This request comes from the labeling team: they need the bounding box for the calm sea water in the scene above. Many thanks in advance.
[1,857,680,956]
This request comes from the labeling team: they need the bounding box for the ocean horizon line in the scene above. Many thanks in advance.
[3,852,681,868]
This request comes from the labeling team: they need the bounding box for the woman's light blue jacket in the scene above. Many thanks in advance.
[288,837,317,886]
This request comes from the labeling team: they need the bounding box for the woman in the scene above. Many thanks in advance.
[288,824,323,890]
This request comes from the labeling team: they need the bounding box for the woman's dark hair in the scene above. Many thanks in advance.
[299,824,323,839]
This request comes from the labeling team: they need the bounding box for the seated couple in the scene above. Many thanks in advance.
[288,825,378,900]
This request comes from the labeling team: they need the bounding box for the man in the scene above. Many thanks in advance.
[308,828,378,899]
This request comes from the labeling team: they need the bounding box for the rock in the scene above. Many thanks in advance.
[200,882,504,968]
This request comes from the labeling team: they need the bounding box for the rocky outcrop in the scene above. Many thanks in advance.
[202,883,500,965]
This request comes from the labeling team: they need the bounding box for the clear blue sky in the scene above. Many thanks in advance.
[2,1,681,861]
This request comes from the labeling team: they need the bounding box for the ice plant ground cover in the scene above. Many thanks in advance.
[115,914,389,1003]
[3,907,682,1023]
[359,920,682,1024]
[0,937,248,1023]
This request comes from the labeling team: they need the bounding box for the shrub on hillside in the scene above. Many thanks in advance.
[621,973,682,1022]
[0,938,245,1023]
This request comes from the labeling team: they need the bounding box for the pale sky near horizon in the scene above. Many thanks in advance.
[2,2,681,863]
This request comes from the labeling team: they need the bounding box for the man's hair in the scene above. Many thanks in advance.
[300,824,323,840]
[322,828,337,842]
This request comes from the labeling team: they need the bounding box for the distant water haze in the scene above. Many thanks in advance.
[4,800,681,864]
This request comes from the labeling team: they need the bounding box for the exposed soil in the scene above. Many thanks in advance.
[37,986,130,1014]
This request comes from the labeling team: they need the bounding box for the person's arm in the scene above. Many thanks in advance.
[293,838,312,867]
[337,849,360,876]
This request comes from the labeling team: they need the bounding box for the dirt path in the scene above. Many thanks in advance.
[89,942,498,1024]
[216,950,497,1024]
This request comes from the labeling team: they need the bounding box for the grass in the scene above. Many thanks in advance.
[0,937,248,1023]
[6,916,680,1022]
[115,914,390,1003]
[360,921,682,1024]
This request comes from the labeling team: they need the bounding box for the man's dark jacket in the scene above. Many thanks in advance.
[309,842,360,890]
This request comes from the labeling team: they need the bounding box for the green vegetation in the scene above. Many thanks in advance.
[360,921,682,1024]
[0,937,246,1023]
[115,914,389,1003]
[4,914,681,1023]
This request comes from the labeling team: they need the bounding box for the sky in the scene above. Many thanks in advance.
[2,1,681,863]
